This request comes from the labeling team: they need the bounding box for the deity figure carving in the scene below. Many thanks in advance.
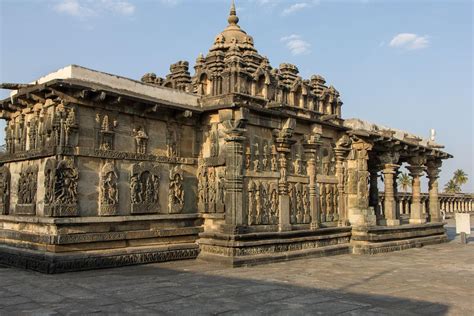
[293,155,302,175]
[43,157,79,218]
[207,167,216,213]
[289,183,296,223]
[64,107,77,146]
[130,162,160,214]
[326,184,333,221]
[167,123,181,158]
[197,163,208,211]
[269,185,279,224]
[319,183,327,222]
[303,185,311,223]
[16,164,38,215]
[253,141,260,172]
[248,180,256,225]
[270,145,278,172]
[295,183,304,223]
[333,185,339,221]
[255,185,262,224]
[0,166,11,215]
[217,175,225,213]
[169,166,185,213]
[262,141,269,171]
[133,126,148,155]
[97,114,117,151]
[209,124,219,157]
[99,163,119,216]
[245,145,251,169]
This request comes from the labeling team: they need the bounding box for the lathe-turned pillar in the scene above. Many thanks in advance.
[407,156,427,224]
[426,159,442,222]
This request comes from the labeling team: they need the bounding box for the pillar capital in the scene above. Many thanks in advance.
[426,159,442,179]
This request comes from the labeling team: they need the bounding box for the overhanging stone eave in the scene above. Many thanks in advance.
[0,78,204,117]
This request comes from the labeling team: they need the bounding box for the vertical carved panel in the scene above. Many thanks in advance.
[169,166,185,213]
[0,166,11,215]
[130,162,160,214]
[15,164,38,215]
[99,162,119,216]
[44,157,79,217]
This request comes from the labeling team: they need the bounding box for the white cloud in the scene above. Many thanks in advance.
[389,33,430,50]
[281,1,319,16]
[53,0,135,18]
[281,34,311,55]
[159,0,180,6]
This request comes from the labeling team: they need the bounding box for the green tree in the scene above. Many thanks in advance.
[444,179,460,194]
[453,169,468,187]
[397,173,412,192]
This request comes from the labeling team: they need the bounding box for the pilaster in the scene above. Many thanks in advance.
[303,133,323,230]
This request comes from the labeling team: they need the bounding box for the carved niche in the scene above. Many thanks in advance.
[99,162,119,216]
[209,123,219,158]
[96,114,117,150]
[130,162,160,214]
[247,180,278,225]
[169,166,185,213]
[133,126,148,155]
[197,161,225,214]
[54,103,78,147]
[0,166,11,215]
[167,122,181,158]
[289,182,311,224]
[44,157,79,217]
[15,164,38,215]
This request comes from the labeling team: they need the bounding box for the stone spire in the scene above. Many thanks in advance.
[228,0,239,25]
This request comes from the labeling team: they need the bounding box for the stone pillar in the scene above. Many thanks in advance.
[346,138,376,226]
[381,163,400,226]
[369,166,381,220]
[222,110,247,233]
[334,137,351,226]
[426,159,442,222]
[274,118,296,232]
[407,156,426,224]
[303,134,322,230]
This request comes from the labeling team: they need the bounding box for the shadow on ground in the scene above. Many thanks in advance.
[0,262,450,315]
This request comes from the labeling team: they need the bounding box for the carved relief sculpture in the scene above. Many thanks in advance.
[130,162,160,214]
[15,164,38,215]
[167,122,181,158]
[97,114,117,150]
[44,157,79,217]
[133,126,148,154]
[99,162,119,216]
[0,166,10,215]
[169,166,185,213]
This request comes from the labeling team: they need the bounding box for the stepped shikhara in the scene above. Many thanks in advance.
[0,2,465,273]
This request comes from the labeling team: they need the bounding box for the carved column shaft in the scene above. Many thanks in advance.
[407,158,426,224]
[224,127,246,231]
[275,140,293,232]
[427,159,442,222]
[382,163,400,226]
[304,141,322,230]
[334,148,349,226]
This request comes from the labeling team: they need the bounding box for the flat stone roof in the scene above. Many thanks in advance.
[10,65,200,108]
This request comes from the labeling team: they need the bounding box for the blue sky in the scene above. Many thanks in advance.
[1,0,472,192]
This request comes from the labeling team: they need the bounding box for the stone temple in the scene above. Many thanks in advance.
[0,3,461,273]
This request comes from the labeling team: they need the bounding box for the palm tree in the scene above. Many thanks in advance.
[398,173,412,192]
[444,179,460,194]
[453,169,468,187]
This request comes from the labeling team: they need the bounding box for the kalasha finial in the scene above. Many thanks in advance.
[228,0,239,25]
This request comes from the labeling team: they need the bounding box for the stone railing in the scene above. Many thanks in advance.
[378,192,473,218]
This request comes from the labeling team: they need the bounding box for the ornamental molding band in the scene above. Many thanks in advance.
[0,2,459,272]
[44,157,79,217]
[130,162,161,214]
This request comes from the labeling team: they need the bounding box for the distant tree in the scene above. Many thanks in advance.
[453,169,468,187]
[444,179,461,194]
[398,173,412,192]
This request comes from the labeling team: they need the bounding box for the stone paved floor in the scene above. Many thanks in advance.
[0,218,473,316]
